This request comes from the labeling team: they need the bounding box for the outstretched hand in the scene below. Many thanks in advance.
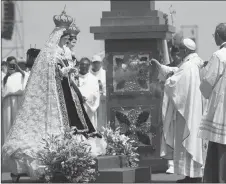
[150,58,160,65]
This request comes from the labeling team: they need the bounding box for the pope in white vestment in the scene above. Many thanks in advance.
[156,38,205,182]
[78,58,100,129]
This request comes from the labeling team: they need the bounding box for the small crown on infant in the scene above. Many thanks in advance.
[69,21,80,36]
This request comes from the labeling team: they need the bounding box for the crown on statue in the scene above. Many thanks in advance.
[68,22,80,36]
[53,8,73,28]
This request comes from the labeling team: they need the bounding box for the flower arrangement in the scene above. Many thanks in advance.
[101,124,139,168]
[37,128,98,183]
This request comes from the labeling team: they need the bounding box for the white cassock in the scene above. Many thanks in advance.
[90,68,107,131]
[90,67,106,96]
[198,45,226,183]
[78,73,100,129]
[199,47,226,144]
[199,67,209,167]
[1,72,29,145]
[160,53,205,178]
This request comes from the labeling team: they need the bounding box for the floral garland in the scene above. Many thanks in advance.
[101,124,140,168]
[37,128,98,183]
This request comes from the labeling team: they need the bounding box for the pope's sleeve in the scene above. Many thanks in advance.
[164,69,185,98]
[200,53,223,99]
[158,65,179,82]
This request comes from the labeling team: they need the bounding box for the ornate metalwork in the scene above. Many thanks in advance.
[112,106,157,148]
[112,53,151,93]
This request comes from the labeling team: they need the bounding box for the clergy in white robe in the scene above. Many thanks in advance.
[198,23,226,183]
[154,38,205,182]
[78,57,100,129]
[90,55,107,131]
[1,57,29,146]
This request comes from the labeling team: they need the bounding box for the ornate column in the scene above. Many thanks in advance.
[90,0,175,172]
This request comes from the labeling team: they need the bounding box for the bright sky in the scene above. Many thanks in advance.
[2,1,226,61]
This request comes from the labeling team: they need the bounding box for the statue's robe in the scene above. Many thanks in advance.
[57,59,96,134]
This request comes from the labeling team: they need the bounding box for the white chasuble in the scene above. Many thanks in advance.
[78,73,100,129]
[160,53,204,178]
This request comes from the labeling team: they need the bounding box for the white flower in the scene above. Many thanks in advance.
[120,134,127,140]
[122,64,127,70]
[88,169,95,173]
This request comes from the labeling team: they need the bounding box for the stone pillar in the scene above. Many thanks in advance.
[91,0,175,172]
[110,1,155,11]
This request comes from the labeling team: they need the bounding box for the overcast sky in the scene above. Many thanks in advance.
[2,1,226,60]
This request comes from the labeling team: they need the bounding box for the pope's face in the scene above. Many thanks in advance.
[178,47,187,59]
[171,52,181,65]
